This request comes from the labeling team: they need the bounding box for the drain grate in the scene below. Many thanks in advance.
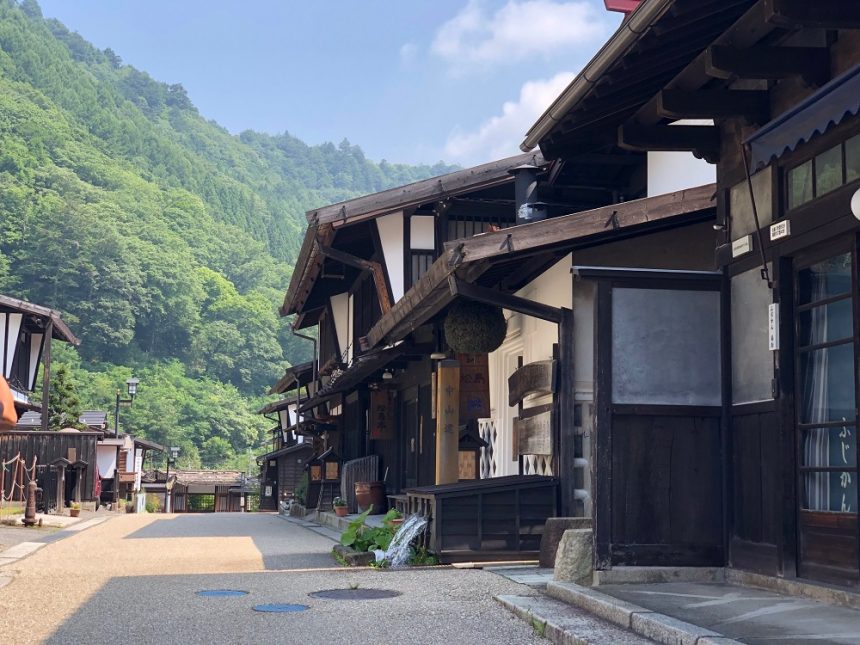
[252,603,310,613]
[196,590,249,598]
[309,588,401,600]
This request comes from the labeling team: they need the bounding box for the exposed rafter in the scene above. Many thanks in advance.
[705,45,829,85]
[316,244,392,314]
[657,89,769,123]
[763,0,860,29]
[618,124,721,163]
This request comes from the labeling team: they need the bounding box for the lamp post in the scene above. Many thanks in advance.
[166,446,180,512]
[113,377,139,506]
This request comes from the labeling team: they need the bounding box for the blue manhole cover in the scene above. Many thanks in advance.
[196,590,249,598]
[252,603,310,613]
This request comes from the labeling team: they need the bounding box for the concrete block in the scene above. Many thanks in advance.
[539,518,592,568]
[594,566,724,586]
[630,611,723,645]
[547,581,643,628]
[554,529,593,586]
[332,544,375,566]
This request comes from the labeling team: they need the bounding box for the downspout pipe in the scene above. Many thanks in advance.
[520,0,674,152]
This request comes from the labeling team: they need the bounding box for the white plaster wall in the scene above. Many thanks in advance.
[647,120,715,197]
[329,293,349,360]
[96,445,117,478]
[411,215,435,250]
[487,254,572,476]
[377,212,405,302]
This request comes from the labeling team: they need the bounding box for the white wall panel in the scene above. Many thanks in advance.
[377,212,404,301]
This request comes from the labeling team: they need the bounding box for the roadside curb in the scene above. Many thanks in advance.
[546,581,742,645]
[496,593,656,644]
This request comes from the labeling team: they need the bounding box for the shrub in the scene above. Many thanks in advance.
[145,493,162,513]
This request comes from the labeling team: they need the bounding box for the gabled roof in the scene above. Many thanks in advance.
[281,153,548,319]
[306,152,545,227]
[267,361,314,395]
[0,294,80,345]
[522,0,756,157]
[364,184,715,349]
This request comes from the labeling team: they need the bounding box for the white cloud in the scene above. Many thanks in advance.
[444,71,575,166]
[432,0,609,69]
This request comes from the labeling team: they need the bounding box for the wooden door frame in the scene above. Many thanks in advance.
[790,235,860,584]
[592,271,724,570]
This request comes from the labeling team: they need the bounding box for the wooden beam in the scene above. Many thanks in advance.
[40,319,52,432]
[705,45,829,85]
[317,244,392,314]
[307,152,546,226]
[618,124,720,162]
[448,277,563,324]
[657,89,770,123]
[764,0,860,29]
[448,183,716,265]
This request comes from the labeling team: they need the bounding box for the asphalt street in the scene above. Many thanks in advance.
[0,512,543,645]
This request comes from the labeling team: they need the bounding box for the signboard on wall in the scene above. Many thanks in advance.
[458,353,490,422]
[508,360,557,406]
[369,389,396,441]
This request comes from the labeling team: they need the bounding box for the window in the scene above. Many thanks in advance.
[786,135,860,211]
[611,287,721,406]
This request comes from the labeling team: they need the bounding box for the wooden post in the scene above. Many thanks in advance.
[435,359,460,485]
[40,320,52,432]
[557,308,575,516]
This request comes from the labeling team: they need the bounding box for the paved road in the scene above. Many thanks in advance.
[0,512,542,644]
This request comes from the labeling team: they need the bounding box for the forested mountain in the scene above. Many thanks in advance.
[0,0,456,468]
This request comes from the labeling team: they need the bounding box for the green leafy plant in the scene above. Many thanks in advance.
[294,472,308,506]
[70,502,81,510]
[332,496,347,507]
[409,547,438,566]
[339,506,399,553]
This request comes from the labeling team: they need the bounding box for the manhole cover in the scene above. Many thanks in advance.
[196,590,249,598]
[309,588,401,600]
[252,603,310,613]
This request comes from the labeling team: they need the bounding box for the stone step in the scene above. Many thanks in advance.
[546,581,741,645]
[496,594,657,644]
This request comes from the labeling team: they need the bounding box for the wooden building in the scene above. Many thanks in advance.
[143,470,253,513]
[256,361,322,511]
[519,0,860,588]
[274,124,719,559]
[0,294,78,424]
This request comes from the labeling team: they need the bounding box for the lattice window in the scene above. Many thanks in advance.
[479,418,499,478]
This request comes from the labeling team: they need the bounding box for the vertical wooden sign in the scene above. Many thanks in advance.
[369,389,395,441]
[458,353,490,422]
[435,359,460,485]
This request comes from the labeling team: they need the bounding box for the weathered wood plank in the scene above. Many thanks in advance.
[307,152,546,226]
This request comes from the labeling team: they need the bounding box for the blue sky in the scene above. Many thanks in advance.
[38,1,622,166]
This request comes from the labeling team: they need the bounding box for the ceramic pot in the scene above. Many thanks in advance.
[334,505,348,517]
[354,481,386,514]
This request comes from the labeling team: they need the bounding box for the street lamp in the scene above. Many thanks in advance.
[165,446,180,512]
[113,376,140,507]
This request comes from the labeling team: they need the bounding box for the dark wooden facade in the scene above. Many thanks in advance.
[405,475,559,563]
[523,0,860,587]
[0,430,99,503]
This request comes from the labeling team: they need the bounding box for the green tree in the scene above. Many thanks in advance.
[48,364,83,430]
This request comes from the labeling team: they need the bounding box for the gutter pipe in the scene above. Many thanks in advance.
[520,0,674,152]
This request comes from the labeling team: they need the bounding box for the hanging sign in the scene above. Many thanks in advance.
[508,360,557,406]
[369,390,396,441]
[514,409,554,456]
[458,353,490,422]
[768,303,780,351]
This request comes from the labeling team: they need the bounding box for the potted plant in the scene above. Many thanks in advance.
[333,497,349,517]
[69,502,81,518]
